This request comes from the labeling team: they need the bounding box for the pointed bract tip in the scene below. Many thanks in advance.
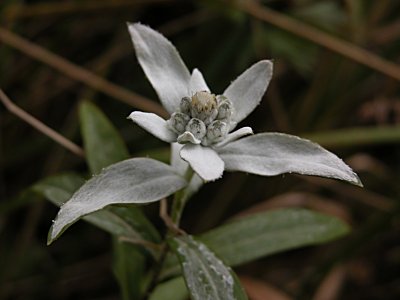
[352,174,363,187]
[126,21,141,28]
[127,111,137,120]
[47,227,55,245]
[127,22,153,33]
[260,59,273,74]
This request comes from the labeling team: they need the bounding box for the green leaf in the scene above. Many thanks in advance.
[136,146,170,164]
[47,159,186,244]
[79,100,129,174]
[293,1,346,32]
[34,173,161,244]
[168,235,247,300]
[34,172,85,206]
[149,277,189,300]
[160,209,350,279]
[113,239,146,300]
[159,252,182,281]
[107,206,161,243]
[199,208,350,266]
[261,27,317,75]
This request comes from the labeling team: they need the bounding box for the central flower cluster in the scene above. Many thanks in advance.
[167,91,234,146]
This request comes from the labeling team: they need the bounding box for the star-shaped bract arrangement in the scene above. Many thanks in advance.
[127,23,362,186]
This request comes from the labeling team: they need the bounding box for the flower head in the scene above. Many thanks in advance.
[168,91,235,146]
[127,23,362,186]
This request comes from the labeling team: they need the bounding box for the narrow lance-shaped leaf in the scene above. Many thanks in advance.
[160,208,350,278]
[35,174,160,243]
[168,235,248,300]
[199,208,350,267]
[78,101,160,242]
[218,133,362,186]
[79,100,130,174]
[48,158,186,244]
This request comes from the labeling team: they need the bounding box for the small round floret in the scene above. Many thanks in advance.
[206,120,228,144]
[186,118,206,140]
[168,112,190,134]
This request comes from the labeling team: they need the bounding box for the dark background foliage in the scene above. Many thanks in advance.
[1,0,399,299]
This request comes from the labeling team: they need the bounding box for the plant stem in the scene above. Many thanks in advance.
[145,168,195,298]
[171,167,194,226]
[143,242,169,299]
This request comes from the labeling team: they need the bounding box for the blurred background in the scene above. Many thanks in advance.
[1,0,400,299]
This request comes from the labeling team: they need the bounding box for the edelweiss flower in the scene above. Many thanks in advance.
[127,23,361,185]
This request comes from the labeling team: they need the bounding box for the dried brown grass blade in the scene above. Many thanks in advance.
[242,1,400,82]
[0,89,84,157]
[0,27,168,118]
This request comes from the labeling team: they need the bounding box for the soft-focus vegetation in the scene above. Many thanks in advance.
[1,0,399,299]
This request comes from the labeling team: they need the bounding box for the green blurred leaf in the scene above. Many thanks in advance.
[261,27,317,75]
[159,252,182,281]
[293,1,346,32]
[168,235,248,300]
[34,173,85,206]
[34,173,160,243]
[199,208,350,266]
[108,206,161,243]
[149,277,189,300]
[200,0,246,22]
[203,23,250,88]
[0,189,39,215]
[136,146,170,164]
[79,100,129,174]
[113,239,146,300]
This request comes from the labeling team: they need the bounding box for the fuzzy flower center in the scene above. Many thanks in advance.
[167,91,233,145]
